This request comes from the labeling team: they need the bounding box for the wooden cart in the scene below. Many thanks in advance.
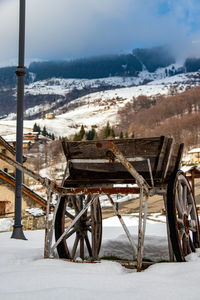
[0,136,199,271]
[53,136,200,268]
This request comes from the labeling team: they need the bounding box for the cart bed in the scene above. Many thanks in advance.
[62,136,183,186]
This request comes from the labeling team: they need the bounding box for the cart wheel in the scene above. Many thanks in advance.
[55,194,102,260]
[167,172,200,262]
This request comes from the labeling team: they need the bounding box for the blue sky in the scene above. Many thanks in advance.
[0,0,200,66]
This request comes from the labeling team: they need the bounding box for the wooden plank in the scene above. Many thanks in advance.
[154,136,169,178]
[69,158,156,174]
[62,137,165,160]
[161,138,174,181]
[165,143,184,182]
[174,143,184,172]
[66,168,155,185]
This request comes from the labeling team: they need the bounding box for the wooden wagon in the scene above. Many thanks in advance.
[0,136,199,271]
[53,136,200,269]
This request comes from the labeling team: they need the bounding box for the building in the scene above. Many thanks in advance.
[0,136,46,217]
[188,148,200,163]
[0,136,17,176]
[45,113,55,119]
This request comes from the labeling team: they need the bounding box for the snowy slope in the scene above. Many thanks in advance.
[1,69,200,139]
[22,64,182,96]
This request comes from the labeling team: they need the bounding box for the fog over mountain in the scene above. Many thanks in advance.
[1,0,200,66]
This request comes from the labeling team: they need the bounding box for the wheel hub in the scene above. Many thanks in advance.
[74,217,90,233]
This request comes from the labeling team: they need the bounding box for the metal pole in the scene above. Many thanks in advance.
[11,0,27,239]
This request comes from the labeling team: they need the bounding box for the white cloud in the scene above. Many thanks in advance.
[1,0,200,66]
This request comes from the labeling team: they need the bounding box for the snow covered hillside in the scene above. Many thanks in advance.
[1,69,200,139]
[1,215,200,300]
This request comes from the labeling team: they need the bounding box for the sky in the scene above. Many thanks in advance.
[1,0,200,66]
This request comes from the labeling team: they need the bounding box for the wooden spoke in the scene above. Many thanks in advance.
[65,228,76,240]
[177,183,182,206]
[71,196,79,214]
[86,220,92,227]
[183,185,187,211]
[176,194,183,217]
[80,236,84,259]
[179,228,185,240]
[79,195,84,210]
[188,219,197,232]
[177,218,184,226]
[71,234,80,258]
[186,204,193,216]
[84,234,93,257]
[65,211,75,220]
[86,194,92,204]
[86,215,92,221]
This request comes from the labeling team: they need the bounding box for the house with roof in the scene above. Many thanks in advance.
[0,136,46,218]
[188,148,200,163]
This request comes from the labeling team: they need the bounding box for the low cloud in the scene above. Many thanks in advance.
[1,0,200,66]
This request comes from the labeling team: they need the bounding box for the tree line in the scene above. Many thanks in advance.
[33,123,55,140]
[72,122,133,141]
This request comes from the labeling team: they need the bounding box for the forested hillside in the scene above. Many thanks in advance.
[132,46,175,72]
[0,46,178,86]
[29,54,143,81]
[118,87,200,149]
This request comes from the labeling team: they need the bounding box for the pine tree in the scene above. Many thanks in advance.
[120,131,124,139]
[42,126,48,136]
[33,123,41,133]
[73,133,80,141]
[110,128,115,138]
[93,130,98,140]
[125,132,128,139]
[131,131,135,138]
[86,128,96,140]
[79,125,85,140]
[73,125,86,141]
[103,122,111,138]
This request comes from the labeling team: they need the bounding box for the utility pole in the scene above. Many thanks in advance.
[11,0,27,240]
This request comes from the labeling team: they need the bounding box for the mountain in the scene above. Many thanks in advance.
[1,45,200,148]
[0,69,200,144]
[0,46,177,86]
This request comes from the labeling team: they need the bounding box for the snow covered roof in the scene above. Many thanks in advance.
[181,164,200,173]
[0,135,16,156]
[188,148,200,154]
[25,208,45,217]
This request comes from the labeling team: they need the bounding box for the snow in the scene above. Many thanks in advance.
[1,215,200,299]
[0,218,13,232]
[188,148,200,154]
[0,80,182,138]
[1,70,200,139]
[25,208,45,217]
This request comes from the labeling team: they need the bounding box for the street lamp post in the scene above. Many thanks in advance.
[11,0,27,240]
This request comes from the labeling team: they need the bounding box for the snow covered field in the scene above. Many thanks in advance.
[0,215,200,300]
